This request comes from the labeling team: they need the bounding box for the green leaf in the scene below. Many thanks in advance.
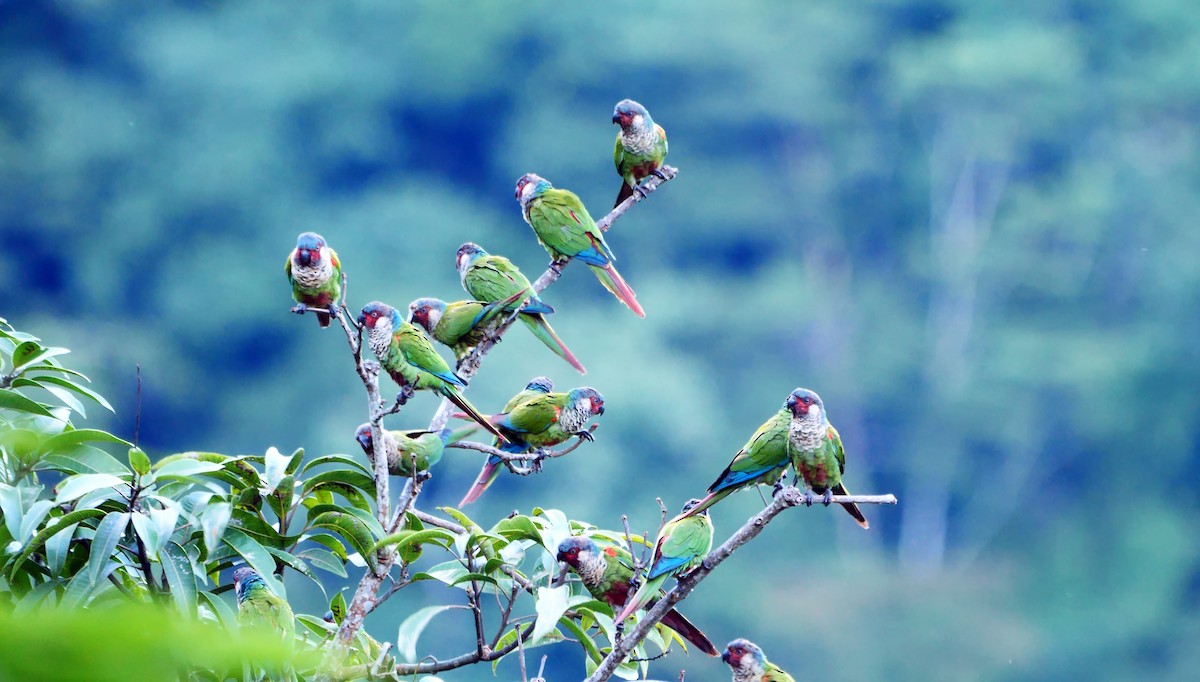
[128,447,151,476]
[55,473,128,504]
[0,483,24,538]
[300,453,371,477]
[559,616,604,663]
[301,468,375,496]
[329,591,346,625]
[161,541,197,618]
[303,533,348,562]
[7,508,107,580]
[0,390,56,419]
[296,614,334,639]
[372,528,455,555]
[41,429,131,453]
[154,460,226,480]
[29,373,113,412]
[262,447,290,495]
[12,345,70,374]
[131,512,161,561]
[222,528,286,598]
[42,447,130,475]
[395,605,457,663]
[532,585,571,643]
[493,514,544,544]
[284,447,305,475]
[297,547,347,578]
[438,506,479,531]
[309,512,376,570]
[198,589,239,629]
[449,572,499,587]
[60,511,130,608]
[44,519,80,577]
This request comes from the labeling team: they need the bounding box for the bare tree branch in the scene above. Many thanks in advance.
[587,487,897,681]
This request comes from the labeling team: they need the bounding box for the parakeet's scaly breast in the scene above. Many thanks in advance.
[292,260,333,290]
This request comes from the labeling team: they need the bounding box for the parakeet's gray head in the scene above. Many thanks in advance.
[555,536,599,568]
[568,387,605,416]
[407,297,446,333]
[613,99,651,130]
[354,423,373,454]
[786,387,824,423]
[680,498,708,516]
[232,567,263,602]
[292,231,329,268]
[515,173,550,206]
[525,376,554,393]
[456,242,487,277]
[721,638,766,674]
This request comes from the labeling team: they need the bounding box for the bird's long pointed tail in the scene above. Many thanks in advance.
[587,262,645,317]
[316,311,332,328]
[660,606,720,656]
[832,482,869,529]
[616,575,664,623]
[519,314,587,374]
[614,181,635,208]
[680,489,726,518]
[458,455,503,506]
[442,389,508,443]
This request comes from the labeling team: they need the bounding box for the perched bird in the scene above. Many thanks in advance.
[514,174,645,318]
[233,567,295,641]
[612,99,669,207]
[556,536,718,656]
[683,394,794,517]
[458,384,603,506]
[721,639,796,682]
[407,290,529,364]
[354,424,451,476]
[456,243,586,374]
[356,301,506,442]
[285,232,343,327]
[616,499,713,623]
[786,388,869,529]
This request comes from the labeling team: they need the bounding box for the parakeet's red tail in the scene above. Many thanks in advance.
[660,607,720,656]
[316,311,332,327]
[458,456,502,506]
[588,262,646,318]
[832,483,869,529]
[520,314,587,375]
[681,490,723,518]
[614,181,635,208]
[443,390,508,443]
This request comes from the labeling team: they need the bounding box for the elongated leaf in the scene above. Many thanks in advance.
[55,473,128,503]
[42,447,129,475]
[395,605,457,662]
[9,341,43,370]
[300,454,371,477]
[222,528,285,598]
[44,520,79,577]
[161,541,197,618]
[532,585,570,643]
[149,504,180,556]
[42,383,87,416]
[328,591,347,625]
[303,533,348,562]
[60,511,129,608]
[301,469,375,496]
[0,483,22,537]
[154,460,225,480]
[372,528,455,554]
[131,512,160,561]
[7,508,106,580]
[12,345,70,374]
[309,512,376,569]
[30,374,113,412]
[262,447,289,495]
[198,589,239,629]
[42,429,131,453]
[0,390,55,419]
[297,547,347,578]
[128,447,151,476]
[264,546,324,595]
[559,615,604,663]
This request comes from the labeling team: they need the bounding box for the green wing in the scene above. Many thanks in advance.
[529,189,612,261]
[501,393,565,434]
[613,133,625,175]
[464,256,534,305]
[438,301,491,343]
[396,323,457,380]
[827,424,846,475]
[651,514,712,578]
[763,663,797,682]
[284,254,294,286]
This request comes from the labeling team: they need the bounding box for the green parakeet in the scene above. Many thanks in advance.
[354,424,450,476]
[514,174,645,318]
[721,639,796,682]
[786,388,869,529]
[407,289,529,363]
[456,242,586,374]
[613,99,669,207]
[556,536,718,656]
[357,301,506,443]
[617,499,713,623]
[233,567,294,641]
[684,395,794,516]
[458,384,603,506]
[285,231,343,327]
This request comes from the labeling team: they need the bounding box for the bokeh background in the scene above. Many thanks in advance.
[3,1,1198,679]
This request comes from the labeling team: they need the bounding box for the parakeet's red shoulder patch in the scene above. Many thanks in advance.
[552,405,562,420]
[656,124,667,142]
[604,546,618,557]
[826,426,837,440]
[330,252,341,268]
[568,210,582,225]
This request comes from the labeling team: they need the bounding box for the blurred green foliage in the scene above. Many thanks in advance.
[2,1,1198,680]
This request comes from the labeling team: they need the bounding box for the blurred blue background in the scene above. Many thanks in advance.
[3,0,1198,679]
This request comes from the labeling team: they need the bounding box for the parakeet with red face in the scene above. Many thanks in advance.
[356,301,506,443]
[612,99,669,207]
[786,388,869,529]
[514,174,645,317]
[285,232,343,327]
[407,290,529,364]
[721,639,795,682]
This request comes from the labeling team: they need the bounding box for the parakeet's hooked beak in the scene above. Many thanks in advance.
[612,111,622,124]
[356,433,371,450]
[297,249,313,266]
[721,650,733,664]
[356,312,367,326]
[551,562,571,587]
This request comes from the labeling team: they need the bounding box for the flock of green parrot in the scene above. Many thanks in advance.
[267,99,868,680]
